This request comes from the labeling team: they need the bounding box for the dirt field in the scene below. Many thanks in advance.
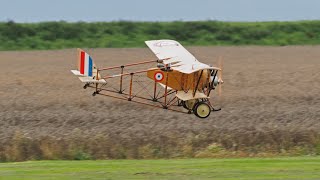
[0,46,320,158]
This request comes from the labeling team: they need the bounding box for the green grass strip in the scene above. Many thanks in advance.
[1,157,320,179]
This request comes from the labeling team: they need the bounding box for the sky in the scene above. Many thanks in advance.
[0,0,319,22]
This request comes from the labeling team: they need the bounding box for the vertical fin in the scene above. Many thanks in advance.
[77,48,99,78]
[80,51,85,74]
[89,56,93,76]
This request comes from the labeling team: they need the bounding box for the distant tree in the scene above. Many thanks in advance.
[0,20,36,41]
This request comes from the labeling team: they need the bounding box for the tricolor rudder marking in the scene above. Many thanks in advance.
[80,51,85,74]
[79,50,94,77]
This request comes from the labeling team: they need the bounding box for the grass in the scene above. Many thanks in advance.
[1,157,320,180]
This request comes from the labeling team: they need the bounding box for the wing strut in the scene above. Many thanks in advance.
[193,70,203,97]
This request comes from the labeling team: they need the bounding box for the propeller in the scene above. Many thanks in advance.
[217,56,224,109]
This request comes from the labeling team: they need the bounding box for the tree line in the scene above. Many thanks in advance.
[0,20,320,50]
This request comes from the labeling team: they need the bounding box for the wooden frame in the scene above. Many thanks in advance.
[85,59,218,115]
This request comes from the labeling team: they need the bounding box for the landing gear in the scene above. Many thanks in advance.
[92,91,100,96]
[182,99,198,110]
[83,83,89,89]
[193,102,211,118]
[181,99,212,118]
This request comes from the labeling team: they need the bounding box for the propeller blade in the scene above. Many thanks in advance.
[218,80,224,110]
[218,56,223,82]
[218,81,222,96]
[218,56,224,109]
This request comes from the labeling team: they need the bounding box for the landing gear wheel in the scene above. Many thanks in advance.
[83,83,89,89]
[193,102,211,118]
[182,99,198,110]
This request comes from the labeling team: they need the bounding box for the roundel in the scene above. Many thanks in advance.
[154,71,164,82]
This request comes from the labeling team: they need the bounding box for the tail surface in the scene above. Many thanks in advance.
[71,49,105,84]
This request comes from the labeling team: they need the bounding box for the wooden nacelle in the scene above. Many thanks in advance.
[147,68,210,92]
[146,67,222,118]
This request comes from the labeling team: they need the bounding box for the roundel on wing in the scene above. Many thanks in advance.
[154,71,164,82]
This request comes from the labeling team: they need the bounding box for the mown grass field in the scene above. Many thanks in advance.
[1,157,320,180]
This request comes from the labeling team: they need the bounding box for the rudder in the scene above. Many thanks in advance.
[71,49,105,84]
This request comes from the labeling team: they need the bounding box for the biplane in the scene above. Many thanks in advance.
[71,40,223,118]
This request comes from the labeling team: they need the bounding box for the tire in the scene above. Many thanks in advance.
[182,101,188,109]
[193,102,211,118]
[183,99,198,110]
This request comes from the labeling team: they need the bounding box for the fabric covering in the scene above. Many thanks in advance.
[145,40,218,74]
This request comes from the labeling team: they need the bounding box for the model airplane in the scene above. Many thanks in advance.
[71,40,223,118]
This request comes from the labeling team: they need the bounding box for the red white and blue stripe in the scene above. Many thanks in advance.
[79,51,93,77]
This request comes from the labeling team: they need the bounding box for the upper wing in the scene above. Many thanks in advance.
[145,40,217,74]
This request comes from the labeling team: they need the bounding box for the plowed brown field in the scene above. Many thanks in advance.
[1,46,319,159]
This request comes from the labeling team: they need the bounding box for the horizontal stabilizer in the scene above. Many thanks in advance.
[176,91,208,101]
[71,70,83,76]
[78,77,106,84]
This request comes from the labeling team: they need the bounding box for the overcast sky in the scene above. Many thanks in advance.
[0,0,319,22]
